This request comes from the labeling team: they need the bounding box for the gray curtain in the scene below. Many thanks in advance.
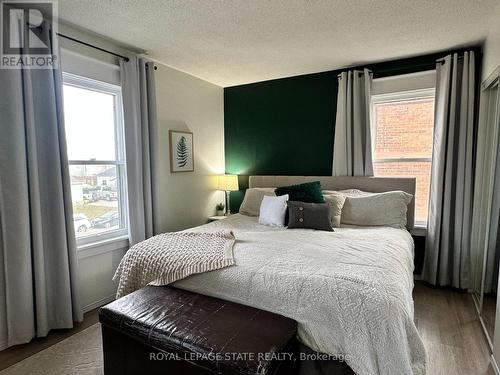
[120,57,159,245]
[0,24,82,350]
[423,51,476,288]
[332,69,374,176]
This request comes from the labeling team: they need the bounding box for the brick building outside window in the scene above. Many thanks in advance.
[371,89,435,226]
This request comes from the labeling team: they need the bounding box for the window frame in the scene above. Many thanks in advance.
[63,72,129,248]
[370,88,436,227]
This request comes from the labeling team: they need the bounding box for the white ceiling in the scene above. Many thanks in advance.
[59,0,499,87]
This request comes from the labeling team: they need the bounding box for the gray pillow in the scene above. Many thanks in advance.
[340,190,413,229]
[323,193,347,228]
[239,188,276,216]
[287,201,333,231]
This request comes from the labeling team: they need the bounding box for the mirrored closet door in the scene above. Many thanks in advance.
[471,73,500,347]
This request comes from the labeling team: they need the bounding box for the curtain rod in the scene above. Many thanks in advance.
[436,54,467,64]
[337,69,372,78]
[56,33,130,62]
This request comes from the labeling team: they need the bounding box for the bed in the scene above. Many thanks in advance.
[173,176,426,375]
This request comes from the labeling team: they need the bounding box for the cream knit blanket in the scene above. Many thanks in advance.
[113,230,235,298]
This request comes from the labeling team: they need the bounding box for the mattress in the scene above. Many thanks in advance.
[173,214,426,375]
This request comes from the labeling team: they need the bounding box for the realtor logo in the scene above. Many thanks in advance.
[1,0,58,69]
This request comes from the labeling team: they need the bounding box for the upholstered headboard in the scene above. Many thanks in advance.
[249,175,416,230]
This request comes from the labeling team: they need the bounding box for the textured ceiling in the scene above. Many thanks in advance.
[59,0,499,87]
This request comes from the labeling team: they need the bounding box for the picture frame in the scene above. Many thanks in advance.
[169,130,194,173]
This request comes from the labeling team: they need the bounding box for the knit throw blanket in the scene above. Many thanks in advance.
[113,230,235,298]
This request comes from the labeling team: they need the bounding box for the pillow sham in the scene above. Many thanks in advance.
[340,190,413,229]
[322,189,363,197]
[239,188,276,216]
[259,194,289,227]
[287,201,333,231]
[323,193,347,228]
[275,181,324,203]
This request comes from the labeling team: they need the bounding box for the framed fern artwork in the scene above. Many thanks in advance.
[169,130,194,173]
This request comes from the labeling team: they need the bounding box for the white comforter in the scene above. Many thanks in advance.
[173,214,427,375]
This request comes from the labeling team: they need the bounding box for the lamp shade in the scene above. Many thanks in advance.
[217,175,239,191]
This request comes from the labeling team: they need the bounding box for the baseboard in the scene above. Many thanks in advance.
[83,294,115,313]
[491,354,500,375]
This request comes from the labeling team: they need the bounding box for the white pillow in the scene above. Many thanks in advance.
[340,190,413,229]
[239,188,276,216]
[258,195,289,227]
[323,193,347,228]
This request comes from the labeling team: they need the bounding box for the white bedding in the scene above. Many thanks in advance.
[173,214,427,375]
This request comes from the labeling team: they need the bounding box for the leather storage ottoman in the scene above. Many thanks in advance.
[99,286,298,375]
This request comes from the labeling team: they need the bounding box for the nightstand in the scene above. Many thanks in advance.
[208,215,231,222]
[410,226,427,276]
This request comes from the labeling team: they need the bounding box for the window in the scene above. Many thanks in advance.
[63,73,128,245]
[371,89,435,226]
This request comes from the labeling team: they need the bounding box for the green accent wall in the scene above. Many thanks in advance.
[224,71,337,210]
[224,48,482,212]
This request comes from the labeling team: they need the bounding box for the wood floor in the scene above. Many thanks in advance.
[0,283,495,374]
[413,281,495,375]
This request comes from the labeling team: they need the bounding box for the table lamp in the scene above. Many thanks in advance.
[217,175,239,215]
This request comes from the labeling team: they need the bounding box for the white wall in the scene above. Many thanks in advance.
[482,5,500,82]
[372,70,436,95]
[78,241,127,312]
[153,63,225,232]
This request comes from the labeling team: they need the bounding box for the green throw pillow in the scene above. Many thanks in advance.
[275,181,324,203]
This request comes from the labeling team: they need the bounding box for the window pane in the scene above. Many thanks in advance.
[374,98,434,159]
[374,161,431,224]
[70,164,123,239]
[372,93,435,225]
[63,85,116,161]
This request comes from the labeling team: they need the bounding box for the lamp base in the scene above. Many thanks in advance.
[225,191,231,216]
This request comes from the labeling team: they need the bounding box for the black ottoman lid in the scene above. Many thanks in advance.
[99,286,297,375]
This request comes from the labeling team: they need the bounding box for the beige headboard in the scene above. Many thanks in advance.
[249,175,416,230]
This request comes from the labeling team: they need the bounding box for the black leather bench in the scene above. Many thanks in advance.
[99,286,298,375]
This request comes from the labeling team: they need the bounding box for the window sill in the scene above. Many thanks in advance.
[77,235,129,259]
[411,225,427,237]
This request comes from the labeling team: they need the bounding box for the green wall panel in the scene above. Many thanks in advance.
[224,71,337,211]
[225,71,337,175]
